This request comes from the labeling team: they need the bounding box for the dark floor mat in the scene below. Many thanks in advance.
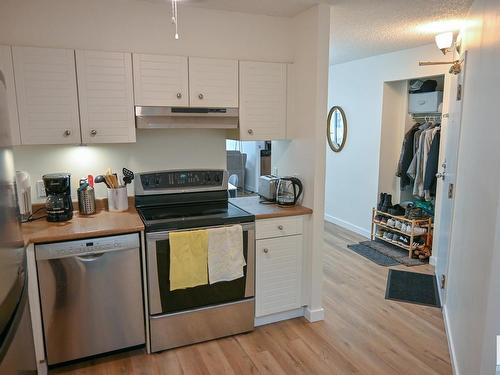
[360,240,427,266]
[385,269,441,307]
[347,244,399,266]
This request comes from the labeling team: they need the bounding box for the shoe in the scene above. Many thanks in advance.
[388,204,405,216]
[384,232,393,241]
[387,219,396,228]
[412,227,427,235]
[401,223,408,232]
[381,194,393,213]
[398,235,410,246]
[395,220,403,230]
[377,228,385,237]
[381,217,388,224]
[377,193,387,211]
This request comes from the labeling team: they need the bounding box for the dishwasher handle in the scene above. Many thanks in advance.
[76,253,105,262]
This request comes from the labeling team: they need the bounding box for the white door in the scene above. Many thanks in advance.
[12,46,81,145]
[239,61,287,140]
[435,52,467,304]
[132,54,189,107]
[76,50,135,143]
[188,57,238,108]
[0,46,20,145]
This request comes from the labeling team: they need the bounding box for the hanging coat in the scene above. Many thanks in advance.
[424,130,441,200]
[396,125,419,189]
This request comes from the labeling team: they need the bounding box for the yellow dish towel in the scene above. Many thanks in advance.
[169,229,209,291]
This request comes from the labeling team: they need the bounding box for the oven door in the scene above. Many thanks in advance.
[146,222,255,315]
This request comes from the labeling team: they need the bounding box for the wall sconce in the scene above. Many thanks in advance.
[419,31,462,75]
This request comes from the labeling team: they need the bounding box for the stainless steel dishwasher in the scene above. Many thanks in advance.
[35,233,145,365]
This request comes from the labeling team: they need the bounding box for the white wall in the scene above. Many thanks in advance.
[0,0,295,201]
[442,0,500,373]
[325,44,449,236]
[272,4,331,319]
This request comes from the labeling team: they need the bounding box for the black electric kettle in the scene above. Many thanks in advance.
[276,177,303,206]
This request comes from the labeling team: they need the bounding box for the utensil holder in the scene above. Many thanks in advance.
[107,186,128,212]
[78,188,96,215]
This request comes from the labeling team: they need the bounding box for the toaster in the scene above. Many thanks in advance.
[258,175,279,201]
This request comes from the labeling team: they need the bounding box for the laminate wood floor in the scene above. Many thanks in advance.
[51,222,451,375]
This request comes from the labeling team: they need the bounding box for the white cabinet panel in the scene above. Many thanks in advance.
[0,46,20,146]
[188,57,238,108]
[12,46,81,144]
[239,61,287,140]
[76,50,135,143]
[133,54,188,107]
[255,234,303,317]
[256,216,303,240]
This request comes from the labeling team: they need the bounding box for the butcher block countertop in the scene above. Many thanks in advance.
[230,196,313,220]
[22,202,144,245]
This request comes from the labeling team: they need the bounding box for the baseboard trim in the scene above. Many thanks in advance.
[443,305,459,375]
[304,307,325,322]
[255,308,304,327]
[430,255,437,266]
[324,214,370,238]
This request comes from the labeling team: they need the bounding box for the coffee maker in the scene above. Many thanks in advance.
[43,173,73,222]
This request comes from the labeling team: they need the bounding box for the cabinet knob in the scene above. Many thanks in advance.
[278,225,284,230]
[263,248,269,254]
[198,93,204,100]
[63,129,71,137]
[176,92,182,99]
[90,129,97,136]
[247,129,254,135]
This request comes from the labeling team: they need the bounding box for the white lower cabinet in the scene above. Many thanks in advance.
[255,217,304,318]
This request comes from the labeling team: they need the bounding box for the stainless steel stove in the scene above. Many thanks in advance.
[134,169,255,352]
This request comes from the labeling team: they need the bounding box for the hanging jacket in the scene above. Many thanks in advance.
[424,130,441,200]
[396,124,419,189]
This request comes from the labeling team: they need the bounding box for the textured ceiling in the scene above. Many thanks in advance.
[140,0,473,64]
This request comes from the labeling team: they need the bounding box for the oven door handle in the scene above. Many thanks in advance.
[145,222,255,242]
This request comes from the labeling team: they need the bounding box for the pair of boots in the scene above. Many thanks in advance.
[377,193,393,213]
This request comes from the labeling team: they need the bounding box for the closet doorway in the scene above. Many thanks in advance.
[377,71,461,302]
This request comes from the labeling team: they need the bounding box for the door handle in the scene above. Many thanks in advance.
[436,172,446,180]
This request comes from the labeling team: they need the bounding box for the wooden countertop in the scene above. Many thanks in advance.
[230,196,313,220]
[22,204,144,245]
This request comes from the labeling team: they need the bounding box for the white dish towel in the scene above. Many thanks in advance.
[207,224,246,284]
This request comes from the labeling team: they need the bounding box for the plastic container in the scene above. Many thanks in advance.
[78,188,96,215]
[107,187,128,212]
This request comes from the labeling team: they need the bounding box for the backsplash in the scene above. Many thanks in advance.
[13,129,227,203]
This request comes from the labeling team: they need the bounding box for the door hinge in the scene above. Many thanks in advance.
[448,183,454,199]
[440,274,446,289]
[457,83,462,101]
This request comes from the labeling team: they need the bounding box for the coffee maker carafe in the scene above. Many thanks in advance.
[43,173,73,222]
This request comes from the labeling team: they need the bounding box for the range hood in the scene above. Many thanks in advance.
[135,106,239,129]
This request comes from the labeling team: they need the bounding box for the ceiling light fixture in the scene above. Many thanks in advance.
[418,31,461,75]
[171,0,179,40]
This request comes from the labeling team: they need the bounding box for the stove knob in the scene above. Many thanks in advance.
[155,177,161,185]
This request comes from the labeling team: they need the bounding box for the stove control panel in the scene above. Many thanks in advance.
[136,169,228,194]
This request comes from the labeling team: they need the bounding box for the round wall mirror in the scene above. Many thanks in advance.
[327,106,347,152]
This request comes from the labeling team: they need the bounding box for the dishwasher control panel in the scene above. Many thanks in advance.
[35,233,140,260]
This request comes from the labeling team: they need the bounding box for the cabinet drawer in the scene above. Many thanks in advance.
[256,216,303,239]
[255,235,303,317]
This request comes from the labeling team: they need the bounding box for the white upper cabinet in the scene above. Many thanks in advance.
[12,46,81,145]
[76,50,135,143]
[188,57,238,108]
[239,61,287,141]
[0,46,21,146]
[133,54,189,107]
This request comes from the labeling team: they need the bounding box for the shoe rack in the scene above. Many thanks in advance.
[371,208,433,259]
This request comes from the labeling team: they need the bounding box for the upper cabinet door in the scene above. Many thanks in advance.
[0,46,21,146]
[239,61,287,141]
[76,50,135,144]
[12,46,81,145]
[188,57,238,108]
[133,54,188,107]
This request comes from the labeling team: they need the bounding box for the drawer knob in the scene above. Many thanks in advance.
[278,225,284,230]
[63,129,71,137]
[263,248,269,254]
[247,129,254,135]
[176,92,182,99]
[198,93,204,100]
[90,129,97,136]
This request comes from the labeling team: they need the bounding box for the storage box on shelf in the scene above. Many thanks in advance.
[370,208,432,259]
